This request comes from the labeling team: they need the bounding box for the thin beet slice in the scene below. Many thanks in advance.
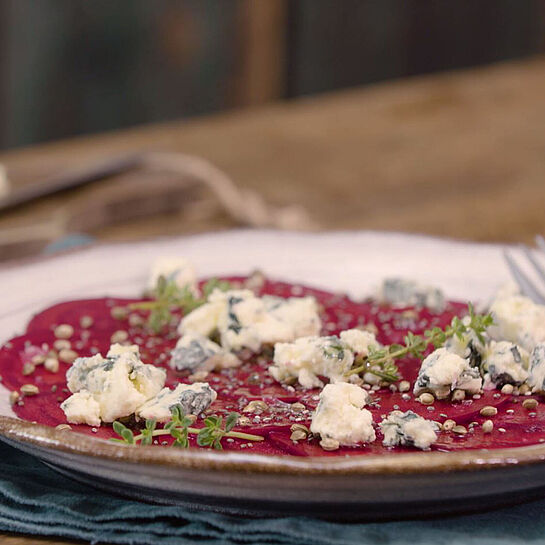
[1,276,542,457]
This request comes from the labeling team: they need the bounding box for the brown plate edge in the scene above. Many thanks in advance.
[2,415,545,476]
[0,232,537,477]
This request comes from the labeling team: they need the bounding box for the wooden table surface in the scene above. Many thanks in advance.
[1,56,545,544]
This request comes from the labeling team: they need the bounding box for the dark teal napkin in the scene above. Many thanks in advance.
[0,440,543,545]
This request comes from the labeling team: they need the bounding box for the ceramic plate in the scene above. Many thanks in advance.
[1,230,544,519]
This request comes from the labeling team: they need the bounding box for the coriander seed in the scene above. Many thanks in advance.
[523,398,538,410]
[452,425,467,435]
[54,324,74,339]
[482,420,494,433]
[479,406,497,417]
[418,393,435,405]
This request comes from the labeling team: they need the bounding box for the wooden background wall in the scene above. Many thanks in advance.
[1,0,544,149]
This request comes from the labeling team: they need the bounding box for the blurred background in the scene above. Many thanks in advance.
[2,0,544,149]
[1,0,545,261]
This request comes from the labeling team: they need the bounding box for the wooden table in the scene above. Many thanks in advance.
[1,56,545,544]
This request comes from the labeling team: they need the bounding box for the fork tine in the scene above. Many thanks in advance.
[520,244,545,284]
[503,250,545,304]
[536,235,545,254]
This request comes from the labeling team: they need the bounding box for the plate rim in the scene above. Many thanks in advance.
[1,415,545,475]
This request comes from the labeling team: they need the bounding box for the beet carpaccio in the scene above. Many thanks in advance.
[2,260,545,457]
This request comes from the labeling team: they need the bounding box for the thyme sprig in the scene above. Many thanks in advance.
[128,277,232,333]
[110,406,263,449]
[348,303,494,381]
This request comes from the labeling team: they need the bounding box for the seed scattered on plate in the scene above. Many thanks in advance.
[398,380,410,393]
[58,349,78,364]
[451,389,465,402]
[452,425,467,435]
[9,391,19,405]
[21,384,39,396]
[53,339,71,351]
[320,437,340,451]
[54,324,74,339]
[482,420,494,433]
[523,398,538,410]
[290,402,306,413]
[45,357,60,373]
[290,429,307,441]
[55,424,72,431]
[418,393,434,405]
[80,316,94,328]
[22,362,35,376]
[479,406,497,417]
[110,330,129,343]
[501,384,514,395]
[243,400,268,413]
[31,354,46,365]
[442,419,456,431]
[111,306,129,320]
[128,314,145,327]
[290,423,309,434]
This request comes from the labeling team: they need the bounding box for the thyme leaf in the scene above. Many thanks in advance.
[128,277,232,334]
[347,303,494,383]
[110,406,263,448]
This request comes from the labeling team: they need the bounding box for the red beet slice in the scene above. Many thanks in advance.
[1,276,542,456]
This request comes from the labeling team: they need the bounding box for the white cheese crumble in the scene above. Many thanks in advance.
[529,343,545,393]
[310,383,376,446]
[380,410,439,450]
[482,341,529,389]
[148,257,198,294]
[170,333,240,372]
[377,278,445,312]
[489,295,545,352]
[270,329,379,388]
[413,347,482,399]
[61,344,166,426]
[339,329,378,356]
[178,288,321,353]
[61,391,101,427]
[136,382,217,422]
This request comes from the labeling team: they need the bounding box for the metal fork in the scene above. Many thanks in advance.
[504,235,545,304]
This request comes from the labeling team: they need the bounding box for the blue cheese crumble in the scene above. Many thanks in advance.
[137,382,217,422]
[380,410,439,450]
[377,278,445,312]
[529,343,545,393]
[413,347,482,399]
[489,295,545,352]
[482,341,529,389]
[170,333,240,373]
[179,288,321,353]
[270,329,379,388]
[61,344,166,426]
[310,383,376,446]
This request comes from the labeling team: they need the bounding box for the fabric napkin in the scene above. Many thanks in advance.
[0,439,544,545]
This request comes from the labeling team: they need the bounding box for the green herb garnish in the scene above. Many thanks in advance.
[347,303,494,382]
[110,406,263,449]
[128,277,232,333]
